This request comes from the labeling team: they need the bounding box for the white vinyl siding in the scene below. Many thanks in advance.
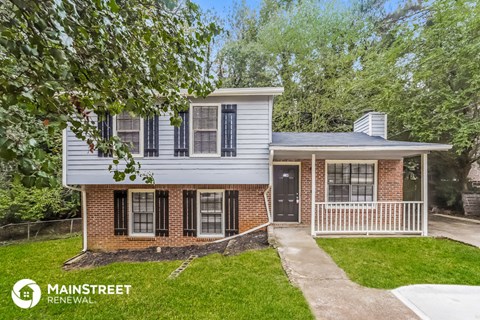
[65,96,271,184]
[353,112,387,139]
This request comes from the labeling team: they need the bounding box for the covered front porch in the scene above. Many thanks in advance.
[269,132,452,237]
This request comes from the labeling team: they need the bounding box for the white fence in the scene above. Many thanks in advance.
[0,218,82,243]
[314,201,424,235]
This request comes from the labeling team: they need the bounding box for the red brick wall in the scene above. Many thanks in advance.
[86,160,404,250]
[86,184,268,251]
[272,159,403,226]
[377,160,404,201]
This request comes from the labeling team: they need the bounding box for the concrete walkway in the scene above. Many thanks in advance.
[429,214,480,247]
[273,227,418,320]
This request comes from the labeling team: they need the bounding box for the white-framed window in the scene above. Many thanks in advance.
[113,111,144,157]
[197,190,224,237]
[129,190,155,236]
[190,104,221,157]
[326,161,377,202]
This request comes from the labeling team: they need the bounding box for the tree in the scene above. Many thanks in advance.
[0,0,219,186]
[257,0,371,132]
[347,0,480,194]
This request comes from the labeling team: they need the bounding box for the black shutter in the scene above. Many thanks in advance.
[113,190,128,235]
[221,104,237,157]
[183,190,197,236]
[98,111,113,157]
[144,115,159,157]
[225,190,239,236]
[155,190,169,236]
[174,111,189,157]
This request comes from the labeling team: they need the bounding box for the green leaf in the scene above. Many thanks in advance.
[108,0,120,13]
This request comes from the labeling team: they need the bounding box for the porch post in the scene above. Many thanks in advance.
[311,153,316,236]
[421,153,428,236]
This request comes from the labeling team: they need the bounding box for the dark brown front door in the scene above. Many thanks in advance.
[273,165,299,222]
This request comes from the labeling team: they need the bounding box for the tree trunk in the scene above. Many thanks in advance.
[453,148,474,195]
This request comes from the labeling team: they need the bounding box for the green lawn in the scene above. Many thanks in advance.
[0,237,312,319]
[317,237,480,289]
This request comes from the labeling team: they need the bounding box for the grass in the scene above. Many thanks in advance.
[0,236,312,319]
[317,237,480,289]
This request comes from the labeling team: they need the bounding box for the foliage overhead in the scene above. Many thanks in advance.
[217,0,479,202]
[347,0,480,190]
[0,0,220,186]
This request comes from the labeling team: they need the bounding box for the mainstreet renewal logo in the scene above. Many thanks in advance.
[11,279,41,309]
[11,279,131,308]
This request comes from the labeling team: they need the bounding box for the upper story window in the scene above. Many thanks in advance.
[191,105,220,156]
[326,162,376,202]
[114,111,143,156]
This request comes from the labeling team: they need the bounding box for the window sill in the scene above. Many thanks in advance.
[197,235,224,240]
[127,236,156,241]
[189,154,221,158]
[196,236,224,242]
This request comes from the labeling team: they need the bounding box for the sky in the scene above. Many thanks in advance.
[193,0,262,16]
[193,0,404,18]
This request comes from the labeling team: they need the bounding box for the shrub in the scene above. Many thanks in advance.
[0,182,79,225]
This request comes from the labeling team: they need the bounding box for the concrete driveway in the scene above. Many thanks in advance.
[429,214,480,247]
[393,285,480,320]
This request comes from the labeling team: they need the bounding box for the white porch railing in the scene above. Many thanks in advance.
[314,201,424,235]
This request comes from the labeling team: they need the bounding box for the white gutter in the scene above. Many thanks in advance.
[269,145,452,152]
[213,182,273,244]
[80,186,87,251]
[212,222,270,243]
[213,153,274,243]
[180,87,284,97]
[62,129,87,251]
[311,153,316,236]
[264,185,272,223]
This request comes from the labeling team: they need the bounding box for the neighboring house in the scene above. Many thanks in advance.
[468,162,480,188]
[63,87,451,251]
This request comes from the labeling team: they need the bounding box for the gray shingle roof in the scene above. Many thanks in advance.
[271,132,451,150]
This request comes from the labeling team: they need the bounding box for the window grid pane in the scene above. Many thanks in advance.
[116,111,141,154]
[132,192,154,234]
[193,106,218,154]
[327,163,375,202]
[200,192,223,235]
[194,131,217,154]
[117,132,140,154]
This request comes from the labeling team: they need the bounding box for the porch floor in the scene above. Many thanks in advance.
[273,227,418,320]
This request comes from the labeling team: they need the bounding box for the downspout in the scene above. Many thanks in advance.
[213,150,274,243]
[62,129,87,252]
[80,186,87,251]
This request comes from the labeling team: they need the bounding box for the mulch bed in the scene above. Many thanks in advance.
[64,230,269,270]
